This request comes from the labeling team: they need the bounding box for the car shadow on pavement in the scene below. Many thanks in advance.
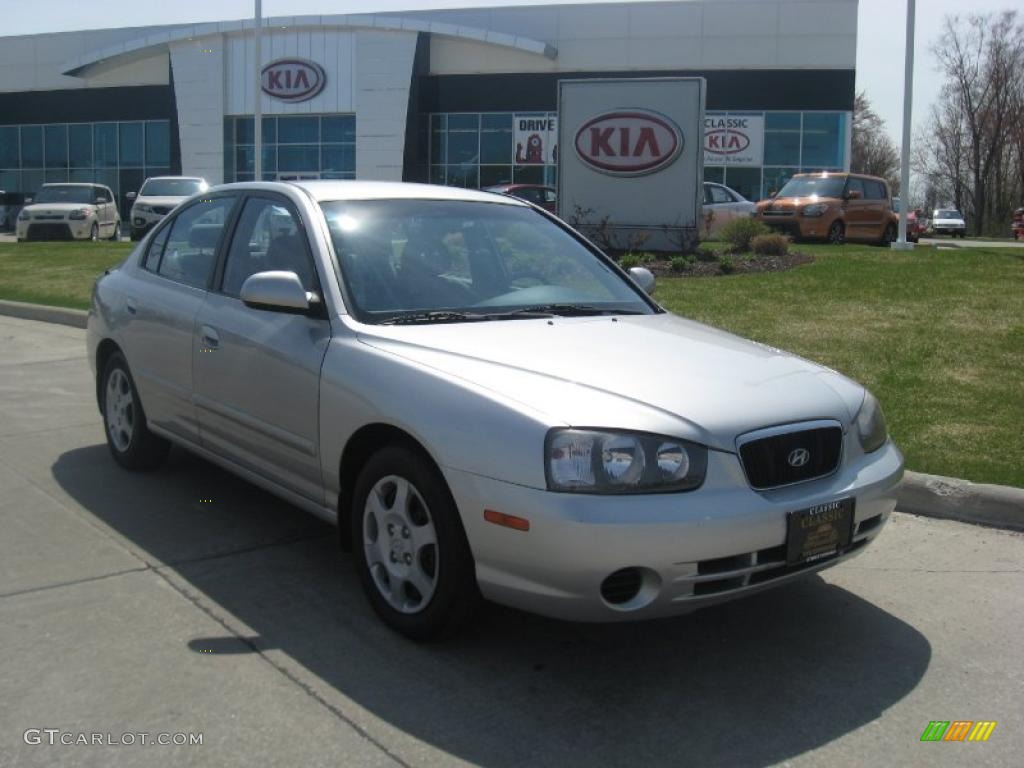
[52,444,931,768]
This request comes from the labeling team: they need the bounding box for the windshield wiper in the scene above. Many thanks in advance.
[498,304,646,317]
[380,310,493,325]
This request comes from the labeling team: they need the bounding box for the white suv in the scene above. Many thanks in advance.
[16,183,120,242]
[128,176,208,241]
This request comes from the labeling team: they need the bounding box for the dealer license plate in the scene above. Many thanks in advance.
[786,498,854,565]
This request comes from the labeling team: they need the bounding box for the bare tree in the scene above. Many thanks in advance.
[851,92,900,192]
[924,11,1024,235]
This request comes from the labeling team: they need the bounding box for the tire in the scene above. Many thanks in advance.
[109,221,121,241]
[89,223,99,242]
[351,444,480,640]
[827,220,845,245]
[881,222,897,245]
[99,351,170,471]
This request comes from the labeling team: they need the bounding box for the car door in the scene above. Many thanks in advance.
[119,194,239,443]
[192,193,331,502]
[843,178,869,238]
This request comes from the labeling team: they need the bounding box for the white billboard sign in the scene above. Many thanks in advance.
[513,115,558,165]
[703,114,764,166]
[558,77,705,251]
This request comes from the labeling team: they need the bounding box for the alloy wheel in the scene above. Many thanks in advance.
[363,475,439,614]
[105,368,135,452]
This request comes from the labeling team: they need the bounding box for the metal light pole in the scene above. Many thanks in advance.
[892,0,916,250]
[254,0,262,180]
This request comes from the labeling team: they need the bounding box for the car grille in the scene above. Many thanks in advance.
[760,209,795,217]
[682,518,879,598]
[26,223,72,240]
[738,423,843,490]
[151,205,173,215]
[34,214,65,220]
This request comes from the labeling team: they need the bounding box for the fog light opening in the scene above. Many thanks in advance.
[600,567,661,611]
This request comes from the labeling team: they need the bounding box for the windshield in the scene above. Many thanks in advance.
[33,186,95,204]
[140,178,205,197]
[935,209,962,219]
[321,199,654,323]
[776,176,847,199]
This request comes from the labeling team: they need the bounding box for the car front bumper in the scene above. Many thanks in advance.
[445,439,903,622]
[16,219,96,240]
[756,216,832,240]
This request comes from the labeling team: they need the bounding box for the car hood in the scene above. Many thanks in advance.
[356,312,865,451]
[134,196,187,207]
[23,202,93,214]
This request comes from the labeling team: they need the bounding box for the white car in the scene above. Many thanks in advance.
[128,176,208,240]
[702,182,756,236]
[16,183,120,242]
[931,208,966,238]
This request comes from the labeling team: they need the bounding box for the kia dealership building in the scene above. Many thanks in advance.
[0,0,857,214]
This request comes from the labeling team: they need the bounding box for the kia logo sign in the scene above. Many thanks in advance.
[573,110,683,175]
[261,58,326,102]
[705,128,751,156]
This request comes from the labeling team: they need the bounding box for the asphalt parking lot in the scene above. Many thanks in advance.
[0,313,1021,768]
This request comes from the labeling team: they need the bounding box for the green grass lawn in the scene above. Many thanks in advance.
[0,241,133,309]
[1,239,1022,487]
[657,243,1024,487]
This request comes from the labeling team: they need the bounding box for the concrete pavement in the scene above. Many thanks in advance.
[0,314,1022,767]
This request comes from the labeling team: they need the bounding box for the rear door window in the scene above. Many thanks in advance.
[157,197,236,289]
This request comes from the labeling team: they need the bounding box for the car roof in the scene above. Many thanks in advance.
[145,176,205,182]
[41,182,99,187]
[209,180,528,206]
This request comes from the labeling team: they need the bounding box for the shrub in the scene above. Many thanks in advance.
[750,233,790,256]
[671,254,697,272]
[719,217,771,253]
[719,256,736,275]
[619,253,641,269]
[695,247,718,262]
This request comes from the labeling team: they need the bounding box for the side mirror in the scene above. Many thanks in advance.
[629,266,656,296]
[127,191,137,200]
[24,196,33,204]
[240,271,317,313]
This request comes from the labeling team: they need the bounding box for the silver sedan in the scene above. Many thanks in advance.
[87,181,903,640]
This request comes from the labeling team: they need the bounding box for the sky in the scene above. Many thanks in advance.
[2,0,1021,143]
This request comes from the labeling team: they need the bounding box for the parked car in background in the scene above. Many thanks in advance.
[483,183,557,212]
[702,182,756,236]
[755,172,897,245]
[87,180,903,640]
[891,198,925,243]
[0,191,26,232]
[1011,208,1023,240]
[128,176,208,240]
[930,208,966,238]
[16,183,120,241]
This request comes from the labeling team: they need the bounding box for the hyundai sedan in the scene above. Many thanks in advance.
[87,181,903,640]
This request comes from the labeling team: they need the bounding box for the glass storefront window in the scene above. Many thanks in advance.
[44,125,68,169]
[764,131,800,166]
[145,121,170,167]
[69,124,93,168]
[723,167,761,202]
[278,145,319,171]
[224,114,356,181]
[278,116,319,144]
[801,113,844,168]
[94,124,117,168]
[322,116,355,143]
[703,167,725,184]
[118,123,144,167]
[0,128,18,168]
[21,127,43,167]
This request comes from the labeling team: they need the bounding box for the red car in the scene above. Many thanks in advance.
[483,184,557,213]
[1013,208,1024,240]
[892,198,925,243]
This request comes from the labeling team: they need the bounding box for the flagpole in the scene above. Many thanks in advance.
[893,0,915,250]
[254,0,262,180]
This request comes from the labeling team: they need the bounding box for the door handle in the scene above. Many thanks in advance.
[125,298,137,315]
[200,325,219,348]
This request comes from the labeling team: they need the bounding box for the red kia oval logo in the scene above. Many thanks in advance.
[574,110,683,175]
[261,58,326,102]
[705,128,751,155]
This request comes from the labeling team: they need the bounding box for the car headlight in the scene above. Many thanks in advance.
[855,391,888,453]
[802,203,828,217]
[18,210,30,221]
[68,208,90,220]
[545,429,708,494]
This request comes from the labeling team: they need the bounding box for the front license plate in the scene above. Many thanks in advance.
[786,498,854,565]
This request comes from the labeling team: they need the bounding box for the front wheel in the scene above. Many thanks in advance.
[352,445,480,640]
[881,222,897,245]
[827,220,845,245]
[100,352,170,470]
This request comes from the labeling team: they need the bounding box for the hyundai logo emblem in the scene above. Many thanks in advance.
[787,448,810,468]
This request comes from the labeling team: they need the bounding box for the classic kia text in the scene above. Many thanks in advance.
[87,181,904,640]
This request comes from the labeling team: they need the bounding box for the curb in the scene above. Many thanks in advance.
[0,299,88,329]
[898,471,1024,532]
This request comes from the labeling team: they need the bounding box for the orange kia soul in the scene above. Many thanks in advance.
[755,172,898,245]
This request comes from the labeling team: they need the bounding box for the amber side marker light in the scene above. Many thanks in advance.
[484,509,530,532]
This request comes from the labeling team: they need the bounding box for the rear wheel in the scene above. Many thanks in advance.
[827,220,845,245]
[351,445,480,640]
[108,221,121,241]
[100,352,170,470]
[881,222,897,245]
